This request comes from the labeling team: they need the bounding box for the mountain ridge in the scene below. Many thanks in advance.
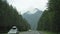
[22,8,43,30]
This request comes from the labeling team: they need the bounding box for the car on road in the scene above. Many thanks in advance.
[28,29,32,31]
[8,26,19,34]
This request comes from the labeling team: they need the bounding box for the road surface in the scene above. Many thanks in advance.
[19,31,43,34]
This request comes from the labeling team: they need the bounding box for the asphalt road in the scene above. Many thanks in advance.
[19,31,40,34]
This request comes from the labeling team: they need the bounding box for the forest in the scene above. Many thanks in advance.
[0,0,30,33]
[0,0,60,34]
[37,0,60,34]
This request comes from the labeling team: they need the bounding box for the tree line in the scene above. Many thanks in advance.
[37,0,60,33]
[0,0,30,33]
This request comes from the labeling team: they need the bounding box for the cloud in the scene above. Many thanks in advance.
[7,0,48,14]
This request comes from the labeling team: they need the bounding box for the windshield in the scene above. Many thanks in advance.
[0,0,60,34]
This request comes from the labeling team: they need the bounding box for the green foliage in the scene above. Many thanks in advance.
[0,0,30,33]
[37,10,55,31]
[37,0,60,33]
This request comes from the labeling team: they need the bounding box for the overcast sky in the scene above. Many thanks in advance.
[7,0,48,14]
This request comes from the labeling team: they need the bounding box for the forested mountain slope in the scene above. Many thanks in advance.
[22,8,43,30]
[0,0,30,33]
[37,0,60,33]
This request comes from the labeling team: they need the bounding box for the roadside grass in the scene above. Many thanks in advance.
[0,33,7,34]
[43,31,60,34]
[44,31,56,34]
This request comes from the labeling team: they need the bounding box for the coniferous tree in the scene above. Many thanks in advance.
[0,0,30,32]
[37,0,60,33]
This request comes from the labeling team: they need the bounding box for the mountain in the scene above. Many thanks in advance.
[22,8,43,30]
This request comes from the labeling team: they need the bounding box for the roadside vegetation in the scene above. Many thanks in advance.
[37,0,60,34]
[44,32,56,34]
[0,0,30,33]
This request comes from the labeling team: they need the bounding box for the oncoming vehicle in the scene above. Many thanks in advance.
[8,26,19,34]
[28,29,32,31]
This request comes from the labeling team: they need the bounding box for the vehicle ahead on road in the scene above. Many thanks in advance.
[8,26,19,34]
[28,29,32,31]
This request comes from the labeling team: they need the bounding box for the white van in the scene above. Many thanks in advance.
[8,26,19,34]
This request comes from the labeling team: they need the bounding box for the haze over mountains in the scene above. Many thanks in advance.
[22,8,43,30]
